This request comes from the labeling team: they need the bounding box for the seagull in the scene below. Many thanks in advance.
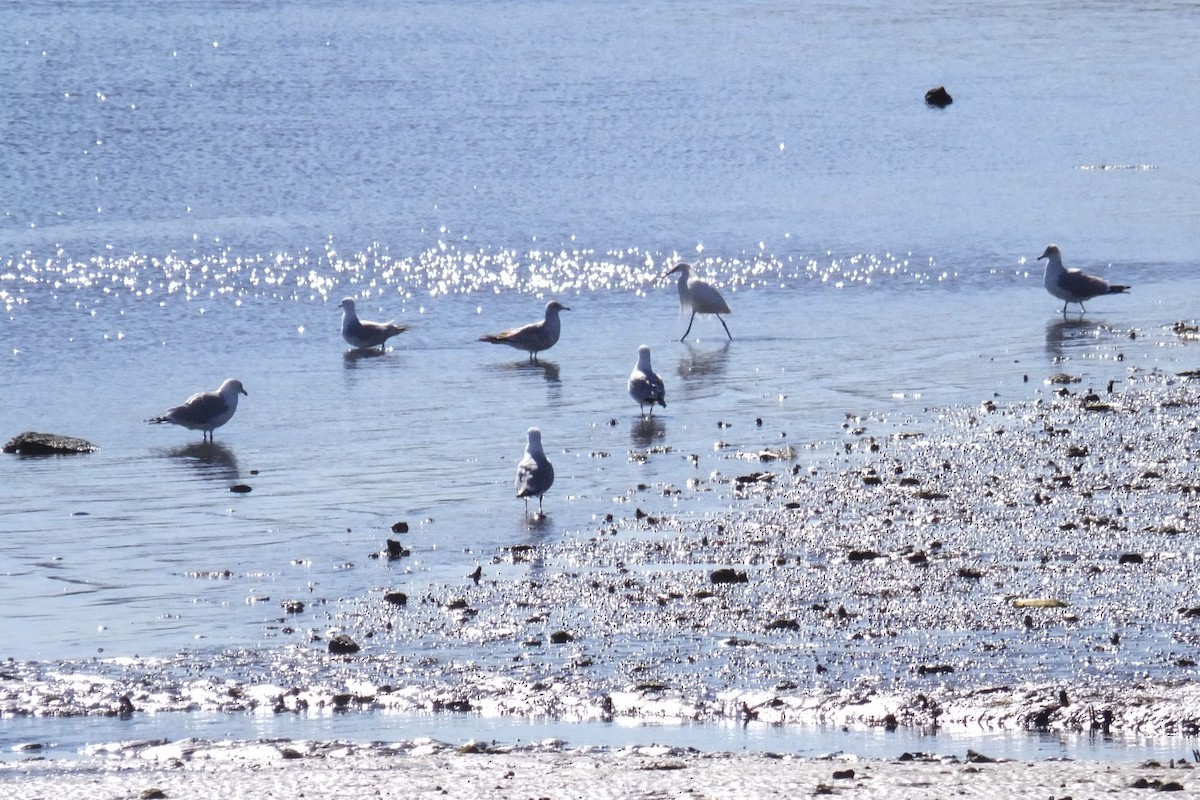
[515,427,554,515]
[339,297,412,351]
[150,378,247,442]
[479,300,569,362]
[664,263,731,341]
[1038,245,1130,314]
[628,345,667,417]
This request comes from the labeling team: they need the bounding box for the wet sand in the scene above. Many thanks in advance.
[2,739,1195,799]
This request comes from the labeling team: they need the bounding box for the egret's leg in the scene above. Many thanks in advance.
[717,314,732,340]
[679,311,697,342]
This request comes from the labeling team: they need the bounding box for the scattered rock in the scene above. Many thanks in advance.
[390,520,410,534]
[710,568,748,584]
[831,768,856,779]
[549,630,574,644]
[140,789,167,800]
[328,634,360,655]
[3,431,98,455]
[765,618,801,631]
[229,484,252,493]
[847,549,882,562]
[1012,597,1068,608]
[925,85,953,107]
[383,591,407,606]
[965,748,997,763]
[370,539,410,560]
[280,599,304,614]
[1119,553,1145,565]
[917,664,954,676]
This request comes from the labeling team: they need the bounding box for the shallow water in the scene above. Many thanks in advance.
[3,0,1200,757]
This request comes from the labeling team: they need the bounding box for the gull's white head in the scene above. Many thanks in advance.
[544,300,570,316]
[339,297,357,315]
[219,378,248,398]
[1038,245,1061,263]
[636,344,653,371]
[525,427,544,452]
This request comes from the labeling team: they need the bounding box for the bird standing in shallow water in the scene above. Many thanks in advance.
[664,263,731,341]
[1038,244,1130,314]
[515,427,554,516]
[479,300,569,362]
[150,378,247,442]
[628,345,667,417]
[339,297,411,351]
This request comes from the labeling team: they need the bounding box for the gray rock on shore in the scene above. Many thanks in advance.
[3,431,98,455]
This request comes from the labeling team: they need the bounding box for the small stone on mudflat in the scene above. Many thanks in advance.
[328,634,360,655]
[925,86,953,107]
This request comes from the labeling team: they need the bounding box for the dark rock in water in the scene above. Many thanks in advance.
[140,789,167,800]
[328,634,360,655]
[549,630,574,644]
[384,591,408,606]
[229,484,252,493]
[1118,552,1145,564]
[432,698,472,713]
[766,618,801,631]
[925,85,953,107]
[917,663,955,676]
[385,539,409,560]
[965,748,997,763]
[117,694,136,717]
[391,520,409,534]
[3,431,98,455]
[710,567,748,584]
[280,599,304,614]
[847,549,882,562]
[831,769,856,779]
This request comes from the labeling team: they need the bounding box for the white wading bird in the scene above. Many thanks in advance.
[628,345,667,417]
[150,378,248,442]
[479,300,570,362]
[339,297,412,351]
[515,427,554,515]
[664,262,731,341]
[1038,244,1129,314]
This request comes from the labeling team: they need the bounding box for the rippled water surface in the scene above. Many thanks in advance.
[3,0,1200,757]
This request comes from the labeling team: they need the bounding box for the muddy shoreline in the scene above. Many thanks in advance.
[3,371,1200,739]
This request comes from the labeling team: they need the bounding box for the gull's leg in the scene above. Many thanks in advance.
[717,314,732,340]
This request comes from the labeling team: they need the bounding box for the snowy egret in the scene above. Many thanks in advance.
[150,378,247,442]
[480,300,570,362]
[628,345,667,417]
[664,263,731,341]
[1038,245,1129,314]
[339,297,412,351]
[515,427,554,515]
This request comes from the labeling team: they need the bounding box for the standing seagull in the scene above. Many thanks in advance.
[628,345,667,417]
[1038,245,1130,314]
[664,263,731,341]
[339,297,412,351]
[479,300,570,362]
[515,427,554,515]
[150,378,248,442]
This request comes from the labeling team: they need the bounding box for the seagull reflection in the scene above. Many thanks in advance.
[1045,317,1097,359]
[631,415,666,448]
[166,441,241,483]
[343,348,390,367]
[498,359,561,383]
[676,342,731,381]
